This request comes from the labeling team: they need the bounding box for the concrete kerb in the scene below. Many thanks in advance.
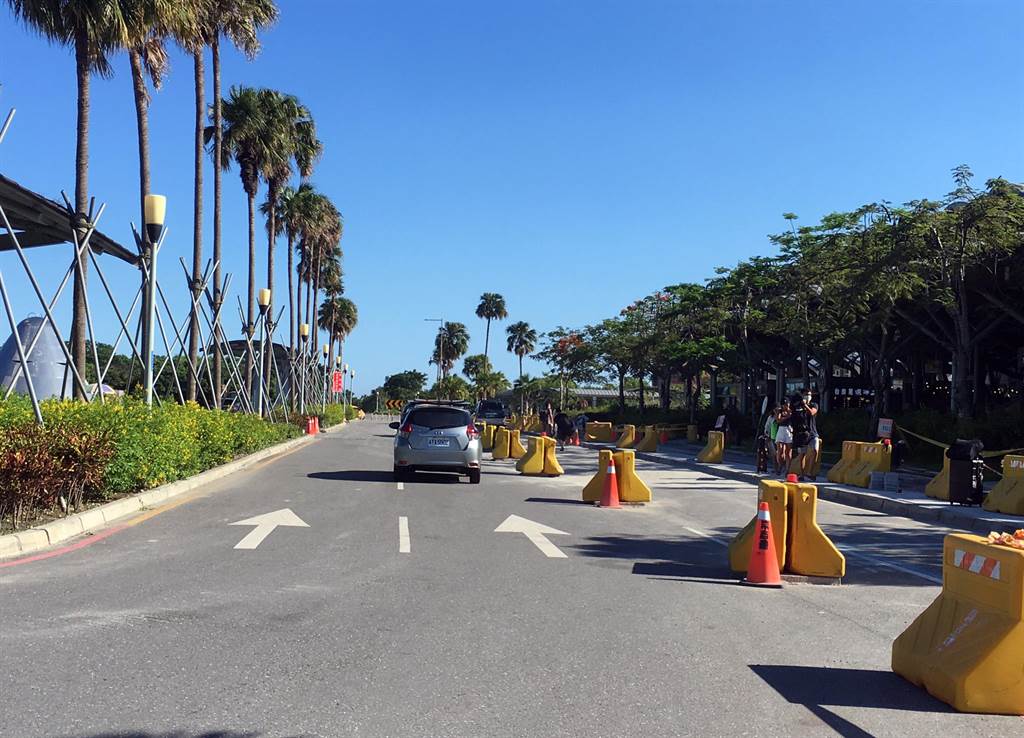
[0,420,351,561]
[580,439,1012,534]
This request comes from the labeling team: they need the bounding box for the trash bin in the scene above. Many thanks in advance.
[946,439,984,506]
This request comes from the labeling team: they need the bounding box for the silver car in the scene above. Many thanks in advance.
[390,404,482,483]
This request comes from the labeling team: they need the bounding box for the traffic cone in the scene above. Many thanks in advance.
[600,455,621,508]
[660,430,669,444]
[741,502,783,588]
[573,432,580,446]
[786,473,798,483]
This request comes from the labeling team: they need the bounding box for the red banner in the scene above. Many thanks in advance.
[332,370,344,393]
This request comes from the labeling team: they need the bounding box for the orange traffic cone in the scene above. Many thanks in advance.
[741,501,783,588]
[573,432,581,446]
[600,455,621,508]
[306,416,316,435]
[659,430,669,444]
[786,473,798,483]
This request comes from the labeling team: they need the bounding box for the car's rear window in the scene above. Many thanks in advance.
[479,402,503,412]
[409,408,471,429]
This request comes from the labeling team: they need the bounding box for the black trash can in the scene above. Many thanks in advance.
[946,439,984,506]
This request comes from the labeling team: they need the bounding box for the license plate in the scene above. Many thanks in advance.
[428,438,451,447]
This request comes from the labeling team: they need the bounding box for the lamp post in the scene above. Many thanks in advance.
[142,194,166,407]
[299,323,310,414]
[322,343,330,412]
[349,367,355,412]
[256,288,270,416]
[342,362,349,421]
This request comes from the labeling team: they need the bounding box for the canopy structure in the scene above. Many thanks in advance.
[0,173,136,264]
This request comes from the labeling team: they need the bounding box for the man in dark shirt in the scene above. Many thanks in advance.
[790,388,820,480]
[553,409,574,450]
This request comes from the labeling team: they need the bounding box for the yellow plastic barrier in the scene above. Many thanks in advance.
[687,424,698,442]
[615,425,636,448]
[580,449,651,502]
[615,449,651,503]
[542,436,564,476]
[696,430,724,463]
[634,425,659,452]
[582,449,613,502]
[585,421,613,443]
[788,441,823,478]
[509,429,527,459]
[729,480,788,573]
[526,415,542,433]
[729,480,843,578]
[925,457,950,501]
[492,427,511,460]
[845,443,892,488]
[984,456,1024,516]
[786,482,845,578]
[892,534,1024,714]
[827,441,862,484]
[481,424,496,452]
[516,437,546,475]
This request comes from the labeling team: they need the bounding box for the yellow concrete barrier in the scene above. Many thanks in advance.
[516,437,546,475]
[845,442,892,488]
[925,457,950,500]
[582,449,613,502]
[634,425,659,452]
[492,426,511,460]
[788,441,823,478]
[892,534,1024,714]
[509,429,527,459]
[826,441,861,484]
[729,480,843,578]
[786,482,845,578]
[542,436,564,476]
[481,424,496,452]
[615,449,651,503]
[527,415,543,433]
[729,480,788,573]
[697,430,724,463]
[984,456,1024,515]
[615,425,636,448]
[585,421,613,443]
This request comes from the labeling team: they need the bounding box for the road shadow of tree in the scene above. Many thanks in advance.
[571,533,739,584]
[307,470,394,483]
[749,664,953,735]
[64,732,278,738]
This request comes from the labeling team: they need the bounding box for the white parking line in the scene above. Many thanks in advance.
[399,516,410,553]
[397,482,404,491]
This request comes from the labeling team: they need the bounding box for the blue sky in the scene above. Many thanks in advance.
[1,0,1022,395]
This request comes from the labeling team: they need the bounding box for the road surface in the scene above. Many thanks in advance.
[1,420,1015,737]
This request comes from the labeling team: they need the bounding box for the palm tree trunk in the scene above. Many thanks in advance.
[71,31,91,400]
[264,184,278,396]
[128,49,150,228]
[245,190,256,398]
[287,230,295,411]
[484,318,491,357]
[187,49,205,403]
[212,38,223,408]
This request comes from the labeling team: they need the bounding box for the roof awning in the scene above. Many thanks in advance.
[0,173,137,264]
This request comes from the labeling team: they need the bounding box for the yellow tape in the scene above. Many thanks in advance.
[895,424,1024,459]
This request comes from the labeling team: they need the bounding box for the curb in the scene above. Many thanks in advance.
[580,440,1004,535]
[0,421,351,561]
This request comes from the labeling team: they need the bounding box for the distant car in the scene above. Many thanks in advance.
[390,403,482,483]
[474,399,506,423]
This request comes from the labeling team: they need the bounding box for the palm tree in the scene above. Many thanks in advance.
[263,182,314,355]
[7,0,132,397]
[475,292,507,358]
[462,353,492,383]
[506,321,537,381]
[298,196,341,357]
[206,0,277,406]
[430,322,469,381]
[215,85,268,395]
[317,295,357,367]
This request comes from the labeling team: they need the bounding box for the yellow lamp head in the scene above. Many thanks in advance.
[144,194,167,243]
[258,288,271,309]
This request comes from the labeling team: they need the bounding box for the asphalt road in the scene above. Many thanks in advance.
[1,420,1017,737]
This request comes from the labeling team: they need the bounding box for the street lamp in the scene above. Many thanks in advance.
[424,317,445,388]
[256,288,270,416]
[299,323,310,414]
[322,343,330,412]
[141,194,166,407]
[349,367,356,411]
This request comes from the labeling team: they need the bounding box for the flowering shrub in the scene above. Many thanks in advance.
[0,397,300,529]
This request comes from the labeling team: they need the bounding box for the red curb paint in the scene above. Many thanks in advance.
[0,524,127,568]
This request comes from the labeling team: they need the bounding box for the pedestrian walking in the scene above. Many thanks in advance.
[542,401,555,437]
[790,388,820,480]
[574,411,589,444]
[554,408,574,450]
[763,406,780,474]
[774,400,793,477]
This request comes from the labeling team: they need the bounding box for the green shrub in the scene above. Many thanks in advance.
[0,396,299,528]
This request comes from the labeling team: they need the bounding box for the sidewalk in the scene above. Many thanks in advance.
[585,437,1024,535]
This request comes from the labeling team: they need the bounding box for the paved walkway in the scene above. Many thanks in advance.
[585,438,1024,535]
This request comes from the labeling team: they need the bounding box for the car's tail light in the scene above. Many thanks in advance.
[399,422,413,438]
[467,424,479,439]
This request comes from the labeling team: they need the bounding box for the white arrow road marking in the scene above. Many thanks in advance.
[399,516,410,553]
[230,508,309,550]
[494,514,569,558]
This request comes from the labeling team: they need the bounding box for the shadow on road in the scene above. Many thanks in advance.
[525,497,594,506]
[66,732,277,738]
[308,470,394,483]
[750,664,951,735]
[572,534,735,583]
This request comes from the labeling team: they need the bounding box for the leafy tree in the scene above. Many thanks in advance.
[475,293,507,357]
[473,370,509,399]
[430,322,469,380]
[380,370,427,401]
[462,354,492,382]
[430,375,471,401]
